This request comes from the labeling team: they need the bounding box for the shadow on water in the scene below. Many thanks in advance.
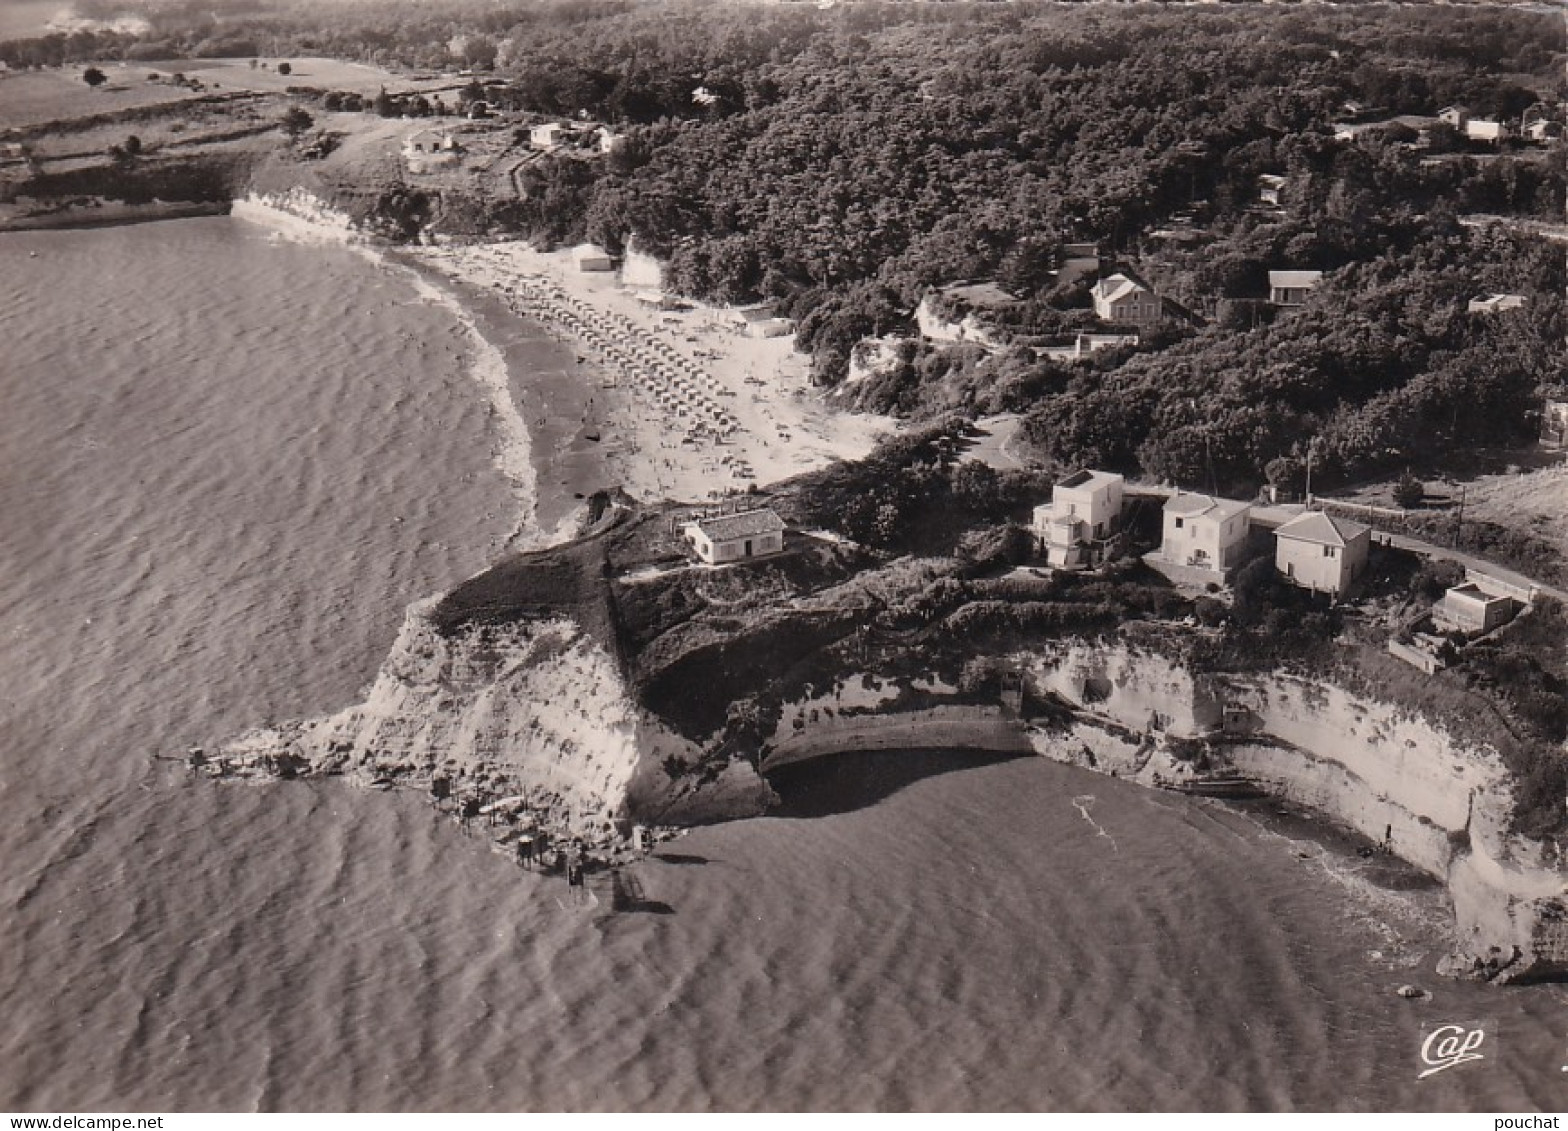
[609,871,675,914]
[765,747,1026,819]
[650,852,709,866]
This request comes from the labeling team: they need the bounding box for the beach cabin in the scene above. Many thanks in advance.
[1091,274,1163,329]
[1034,470,1125,569]
[1272,511,1370,598]
[573,244,614,273]
[1433,582,1517,635]
[681,508,787,565]
[595,127,622,155]
[1439,105,1471,130]
[1157,492,1252,576]
[1269,270,1323,306]
[1524,119,1563,143]
[1257,174,1287,208]
[747,318,794,339]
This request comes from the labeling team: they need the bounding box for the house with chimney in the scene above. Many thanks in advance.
[402,129,461,173]
[1091,273,1164,329]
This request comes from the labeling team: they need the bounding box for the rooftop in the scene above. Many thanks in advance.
[1274,510,1369,546]
[1447,582,1509,604]
[1469,293,1526,312]
[1269,270,1324,289]
[1057,469,1123,491]
[1093,273,1149,303]
[1164,492,1250,521]
[686,508,787,542]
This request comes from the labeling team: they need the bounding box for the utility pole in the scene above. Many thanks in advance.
[1304,443,1314,507]
[1454,485,1466,549]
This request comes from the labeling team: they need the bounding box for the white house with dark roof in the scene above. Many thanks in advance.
[681,508,787,565]
[1269,270,1323,306]
[1033,469,1124,569]
[1273,511,1370,597]
[1439,105,1471,129]
[1157,492,1252,575]
[1091,273,1163,329]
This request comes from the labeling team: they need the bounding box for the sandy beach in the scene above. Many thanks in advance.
[412,241,894,511]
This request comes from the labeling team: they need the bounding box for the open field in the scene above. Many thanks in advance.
[0,65,204,130]
[1447,459,1568,560]
[1336,447,1568,560]
[133,56,464,97]
[0,56,465,134]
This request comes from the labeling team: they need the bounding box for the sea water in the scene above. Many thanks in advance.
[2,217,1565,1112]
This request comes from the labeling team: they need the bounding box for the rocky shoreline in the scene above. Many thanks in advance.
[0,196,230,231]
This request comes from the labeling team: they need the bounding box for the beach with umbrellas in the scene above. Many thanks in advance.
[416,240,890,505]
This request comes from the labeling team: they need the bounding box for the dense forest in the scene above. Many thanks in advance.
[6,0,1564,492]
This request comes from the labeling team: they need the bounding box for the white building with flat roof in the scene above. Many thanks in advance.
[530,122,566,150]
[1468,293,1525,314]
[1033,470,1125,569]
[1434,581,1517,635]
[1269,270,1323,306]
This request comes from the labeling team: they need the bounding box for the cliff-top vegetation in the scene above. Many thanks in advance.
[5,0,1563,499]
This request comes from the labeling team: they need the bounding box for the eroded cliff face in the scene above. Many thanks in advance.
[212,580,1564,975]
[216,597,770,844]
[1021,641,1568,982]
